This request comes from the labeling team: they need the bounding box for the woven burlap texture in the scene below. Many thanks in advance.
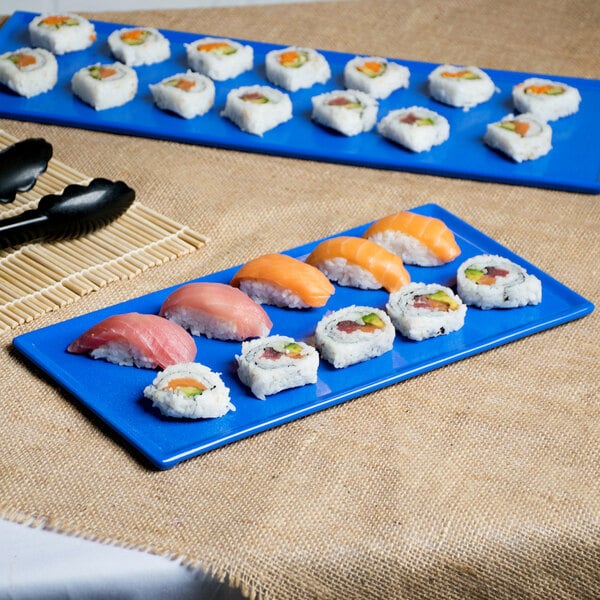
[1,1,599,599]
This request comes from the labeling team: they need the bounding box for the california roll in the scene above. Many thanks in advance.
[0,47,57,98]
[28,13,96,55]
[343,56,410,99]
[265,46,331,92]
[186,37,253,81]
[311,89,378,136]
[108,27,170,67]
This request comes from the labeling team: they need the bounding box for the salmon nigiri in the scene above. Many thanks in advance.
[160,282,272,341]
[67,312,197,369]
[305,235,410,293]
[230,253,335,308]
[363,211,461,266]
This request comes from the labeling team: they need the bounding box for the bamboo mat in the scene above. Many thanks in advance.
[0,130,208,331]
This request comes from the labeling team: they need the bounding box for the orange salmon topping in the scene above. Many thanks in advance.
[99,66,117,78]
[15,54,36,68]
[121,29,144,41]
[359,61,383,73]
[441,69,473,78]
[175,78,195,91]
[525,84,563,95]
[198,41,231,52]
[166,377,207,392]
[41,15,71,26]
[513,120,530,136]
[279,50,300,65]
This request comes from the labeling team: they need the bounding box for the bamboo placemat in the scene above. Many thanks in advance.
[0,130,208,331]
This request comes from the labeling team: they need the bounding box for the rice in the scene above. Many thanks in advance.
[150,71,215,119]
[237,279,308,308]
[311,89,378,136]
[0,47,58,98]
[108,27,170,67]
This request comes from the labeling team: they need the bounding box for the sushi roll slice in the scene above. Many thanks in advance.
[265,46,331,92]
[377,106,450,153]
[221,85,293,136]
[159,282,272,341]
[483,112,552,163]
[186,37,253,81]
[236,335,319,400]
[306,236,410,293]
[0,47,57,98]
[71,62,138,110]
[315,305,395,369]
[230,253,335,309]
[144,362,235,419]
[363,211,461,267]
[28,13,96,55]
[386,282,467,341]
[456,254,542,310]
[67,312,197,369]
[108,27,170,67]
[512,77,581,122]
[428,64,495,109]
[150,71,215,119]
[343,56,410,99]
[311,89,378,136]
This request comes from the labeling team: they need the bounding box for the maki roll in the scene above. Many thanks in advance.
[71,62,137,110]
[311,89,378,136]
[377,106,450,153]
[428,64,495,109]
[28,13,96,55]
[343,56,410,99]
[315,306,395,369]
[265,46,331,92]
[0,47,57,98]
[150,71,215,119]
[108,27,170,67]
[144,362,235,419]
[483,112,552,163]
[236,335,319,400]
[456,254,542,310]
[221,85,293,136]
[386,283,467,341]
[186,37,253,81]
[512,77,581,122]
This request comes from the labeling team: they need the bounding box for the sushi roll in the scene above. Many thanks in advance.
[456,254,542,310]
[343,56,410,99]
[306,236,410,293]
[315,305,395,369]
[144,362,235,419]
[230,253,335,309]
[236,335,319,400]
[150,71,215,119]
[0,47,57,98]
[311,89,378,136]
[159,282,272,341]
[71,62,138,110]
[28,13,96,55]
[483,112,552,163]
[377,106,450,153]
[363,211,461,267]
[67,312,197,369]
[265,46,331,92]
[186,37,253,81]
[386,282,467,341]
[221,85,293,137]
[512,77,581,122]
[108,27,170,67]
[428,64,496,109]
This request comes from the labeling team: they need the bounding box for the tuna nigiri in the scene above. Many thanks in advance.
[160,282,272,341]
[363,211,461,266]
[305,235,410,293]
[67,312,197,369]
[230,253,335,308]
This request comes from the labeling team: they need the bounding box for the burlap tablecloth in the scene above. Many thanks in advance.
[1,1,598,598]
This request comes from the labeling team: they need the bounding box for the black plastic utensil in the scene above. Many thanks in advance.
[0,178,135,249]
[0,138,53,204]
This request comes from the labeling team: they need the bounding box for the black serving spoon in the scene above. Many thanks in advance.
[0,178,135,249]
[0,138,53,204]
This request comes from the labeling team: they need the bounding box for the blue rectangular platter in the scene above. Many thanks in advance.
[1,10,599,194]
[12,204,594,469]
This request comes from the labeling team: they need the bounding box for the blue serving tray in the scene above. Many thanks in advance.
[12,204,594,469]
[0,11,599,194]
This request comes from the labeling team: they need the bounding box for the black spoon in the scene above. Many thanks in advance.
[0,138,53,204]
[0,178,135,249]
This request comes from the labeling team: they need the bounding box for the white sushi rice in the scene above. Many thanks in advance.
[150,71,215,119]
[144,362,235,419]
[483,112,552,163]
[512,77,581,122]
[0,47,57,98]
[28,13,96,55]
[343,55,410,99]
[311,89,378,136]
[237,279,308,309]
[108,27,170,67]
[186,37,253,81]
[377,106,450,153]
[366,229,446,267]
[221,84,293,137]
[265,46,331,92]
[86,339,160,369]
[236,335,319,400]
[71,62,137,110]
[314,257,381,290]
[428,64,496,109]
